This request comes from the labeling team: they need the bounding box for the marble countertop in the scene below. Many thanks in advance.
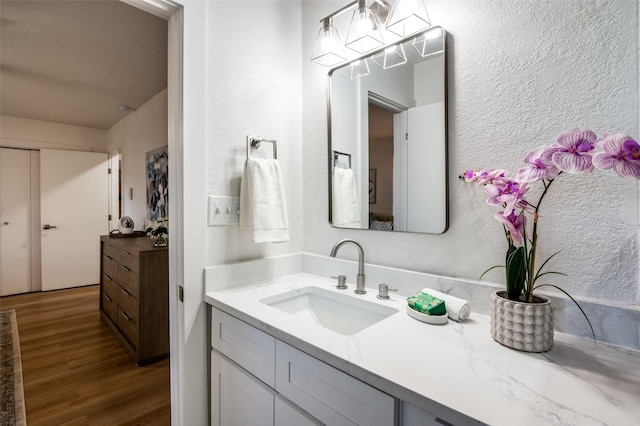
[205,272,640,426]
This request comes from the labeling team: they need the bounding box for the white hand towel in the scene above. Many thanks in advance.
[422,288,471,322]
[332,167,360,227]
[240,158,289,243]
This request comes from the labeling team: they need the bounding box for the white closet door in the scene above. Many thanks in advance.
[40,149,108,291]
[0,148,32,296]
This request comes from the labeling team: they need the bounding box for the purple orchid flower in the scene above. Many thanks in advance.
[460,169,508,185]
[541,128,598,173]
[515,145,560,183]
[495,211,526,246]
[485,179,529,216]
[592,133,640,178]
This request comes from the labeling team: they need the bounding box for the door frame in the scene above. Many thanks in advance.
[123,1,208,424]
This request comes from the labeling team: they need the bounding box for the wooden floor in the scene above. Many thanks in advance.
[0,285,171,425]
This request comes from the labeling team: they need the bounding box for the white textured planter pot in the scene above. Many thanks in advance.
[490,290,554,352]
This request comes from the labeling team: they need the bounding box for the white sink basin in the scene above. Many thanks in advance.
[260,286,398,336]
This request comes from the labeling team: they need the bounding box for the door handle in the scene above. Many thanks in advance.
[42,224,58,230]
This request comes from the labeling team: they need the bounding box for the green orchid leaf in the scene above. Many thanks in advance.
[506,246,526,300]
[535,271,568,280]
[479,264,504,281]
[534,250,563,282]
[534,283,596,344]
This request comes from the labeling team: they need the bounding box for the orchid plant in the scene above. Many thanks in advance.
[145,219,168,237]
[461,129,640,339]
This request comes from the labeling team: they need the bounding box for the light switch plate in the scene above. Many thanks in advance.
[208,195,240,226]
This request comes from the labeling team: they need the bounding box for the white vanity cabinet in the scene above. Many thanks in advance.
[211,307,396,426]
[211,350,274,426]
[401,402,449,426]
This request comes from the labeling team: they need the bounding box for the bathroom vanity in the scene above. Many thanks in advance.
[204,254,640,426]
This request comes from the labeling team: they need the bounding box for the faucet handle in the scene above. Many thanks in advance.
[331,275,348,290]
[377,283,397,300]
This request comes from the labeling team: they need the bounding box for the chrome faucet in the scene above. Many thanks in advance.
[330,239,366,294]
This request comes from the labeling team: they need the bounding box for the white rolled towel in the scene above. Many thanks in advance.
[422,288,471,322]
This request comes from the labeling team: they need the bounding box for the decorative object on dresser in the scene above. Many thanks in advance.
[145,219,168,247]
[100,235,169,365]
[118,216,135,234]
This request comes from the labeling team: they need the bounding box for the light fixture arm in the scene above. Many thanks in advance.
[319,0,390,24]
[319,0,358,24]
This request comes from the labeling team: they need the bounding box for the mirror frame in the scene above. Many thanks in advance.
[327,26,449,234]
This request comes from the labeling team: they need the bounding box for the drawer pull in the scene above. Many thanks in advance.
[121,311,132,322]
[105,274,114,281]
[121,249,131,255]
[122,265,131,272]
[121,288,131,297]
[105,294,113,302]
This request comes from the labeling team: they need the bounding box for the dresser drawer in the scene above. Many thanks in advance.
[275,341,395,426]
[117,248,138,272]
[101,288,118,323]
[118,307,138,347]
[102,274,119,297]
[103,242,120,262]
[102,255,119,280]
[118,265,139,298]
[118,286,139,324]
[211,308,276,387]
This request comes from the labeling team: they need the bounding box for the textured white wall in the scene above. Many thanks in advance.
[106,89,168,229]
[303,0,639,306]
[205,1,303,264]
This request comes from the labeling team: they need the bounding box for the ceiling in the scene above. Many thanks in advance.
[0,0,168,130]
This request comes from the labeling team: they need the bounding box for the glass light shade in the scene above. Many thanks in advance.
[312,21,347,67]
[413,28,443,58]
[386,0,431,37]
[371,44,407,69]
[345,6,384,54]
[337,59,370,79]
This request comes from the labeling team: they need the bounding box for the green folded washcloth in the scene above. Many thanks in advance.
[407,292,447,316]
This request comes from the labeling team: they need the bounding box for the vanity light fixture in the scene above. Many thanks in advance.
[371,43,407,69]
[312,0,431,68]
[311,17,347,67]
[386,0,431,37]
[345,0,384,54]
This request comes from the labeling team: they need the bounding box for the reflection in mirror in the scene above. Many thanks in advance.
[329,27,448,234]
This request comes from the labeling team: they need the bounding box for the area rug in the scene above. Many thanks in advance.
[1,309,26,426]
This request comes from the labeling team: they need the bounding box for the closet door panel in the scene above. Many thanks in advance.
[0,148,32,295]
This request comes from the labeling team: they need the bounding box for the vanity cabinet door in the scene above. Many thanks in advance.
[275,341,395,426]
[211,307,276,387]
[211,351,274,426]
[275,396,322,426]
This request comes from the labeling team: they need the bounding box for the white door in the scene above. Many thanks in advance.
[406,103,446,233]
[40,149,108,291]
[0,148,32,295]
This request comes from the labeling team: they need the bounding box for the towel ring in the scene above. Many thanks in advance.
[333,150,351,169]
[247,135,277,159]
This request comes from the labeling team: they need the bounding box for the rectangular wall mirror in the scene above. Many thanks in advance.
[328,26,448,234]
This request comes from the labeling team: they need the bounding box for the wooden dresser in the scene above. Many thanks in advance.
[100,235,169,365]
